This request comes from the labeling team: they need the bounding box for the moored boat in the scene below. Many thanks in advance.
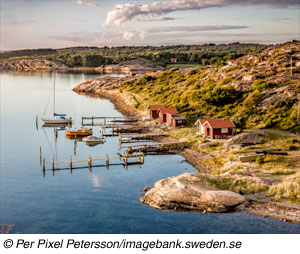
[42,74,72,125]
[83,136,105,146]
[65,128,93,136]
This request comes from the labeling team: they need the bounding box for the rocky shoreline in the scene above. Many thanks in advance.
[73,76,300,224]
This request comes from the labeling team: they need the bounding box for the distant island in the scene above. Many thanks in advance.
[0,43,268,71]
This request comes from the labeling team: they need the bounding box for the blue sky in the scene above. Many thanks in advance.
[1,0,299,50]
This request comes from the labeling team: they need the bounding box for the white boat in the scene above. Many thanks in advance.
[83,136,105,146]
[42,74,72,125]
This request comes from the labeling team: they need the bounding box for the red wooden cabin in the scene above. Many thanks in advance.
[158,108,178,123]
[203,119,235,139]
[166,113,186,127]
[148,105,166,119]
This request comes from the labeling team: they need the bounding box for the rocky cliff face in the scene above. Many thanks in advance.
[216,42,299,94]
[0,59,68,71]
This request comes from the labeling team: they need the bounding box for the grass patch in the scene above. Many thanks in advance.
[207,177,268,194]
[267,173,300,201]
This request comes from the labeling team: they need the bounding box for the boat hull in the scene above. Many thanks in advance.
[42,117,72,125]
[65,129,93,136]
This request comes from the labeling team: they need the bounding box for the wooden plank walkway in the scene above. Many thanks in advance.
[119,141,188,149]
[119,133,167,143]
[81,116,138,126]
[42,153,145,174]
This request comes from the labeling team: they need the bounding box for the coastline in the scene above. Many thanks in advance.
[73,79,300,224]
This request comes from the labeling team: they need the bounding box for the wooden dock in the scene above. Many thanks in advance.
[119,133,167,143]
[119,141,188,153]
[42,153,145,175]
[82,116,138,126]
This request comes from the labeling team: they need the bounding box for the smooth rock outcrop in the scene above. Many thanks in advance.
[140,173,245,212]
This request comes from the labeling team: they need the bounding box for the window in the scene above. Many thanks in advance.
[178,120,182,123]
[221,128,228,133]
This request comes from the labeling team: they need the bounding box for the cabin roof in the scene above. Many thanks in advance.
[158,107,178,114]
[203,119,235,128]
[148,105,166,111]
[166,113,186,120]
[195,118,223,125]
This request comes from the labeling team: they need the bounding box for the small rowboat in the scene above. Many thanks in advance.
[65,128,93,136]
[83,136,105,146]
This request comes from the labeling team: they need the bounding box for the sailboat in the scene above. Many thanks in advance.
[42,74,72,125]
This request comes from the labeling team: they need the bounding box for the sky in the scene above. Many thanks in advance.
[0,0,299,50]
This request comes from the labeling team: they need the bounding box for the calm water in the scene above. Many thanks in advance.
[1,71,299,234]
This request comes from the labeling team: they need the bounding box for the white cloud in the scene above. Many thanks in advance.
[76,0,99,8]
[105,0,299,26]
[123,31,135,40]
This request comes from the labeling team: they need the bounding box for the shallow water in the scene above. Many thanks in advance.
[1,71,299,234]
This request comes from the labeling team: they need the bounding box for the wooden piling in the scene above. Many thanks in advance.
[36,115,38,130]
[140,154,145,164]
[88,155,92,170]
[106,154,109,168]
[69,155,72,174]
[74,140,77,156]
[52,158,55,176]
[42,158,45,175]
[40,146,42,166]
[91,116,94,126]
[100,127,103,138]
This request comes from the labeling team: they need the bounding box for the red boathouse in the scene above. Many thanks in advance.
[158,108,179,123]
[148,105,166,119]
[203,119,235,139]
[166,113,187,127]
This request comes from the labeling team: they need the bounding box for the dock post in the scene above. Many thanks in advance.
[140,154,144,164]
[74,140,77,156]
[40,146,42,166]
[52,158,55,176]
[42,158,45,176]
[54,128,58,139]
[81,117,83,126]
[88,155,92,171]
[106,154,109,168]
[100,127,103,138]
[69,155,72,174]
[36,115,38,130]
[119,134,122,145]
[104,118,106,125]
[91,116,94,126]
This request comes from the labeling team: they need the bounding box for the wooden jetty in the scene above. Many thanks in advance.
[119,141,188,153]
[119,133,167,143]
[82,116,138,126]
[42,153,145,175]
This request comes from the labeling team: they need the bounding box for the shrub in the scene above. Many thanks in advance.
[218,76,233,86]
[256,155,265,164]
[252,79,277,91]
